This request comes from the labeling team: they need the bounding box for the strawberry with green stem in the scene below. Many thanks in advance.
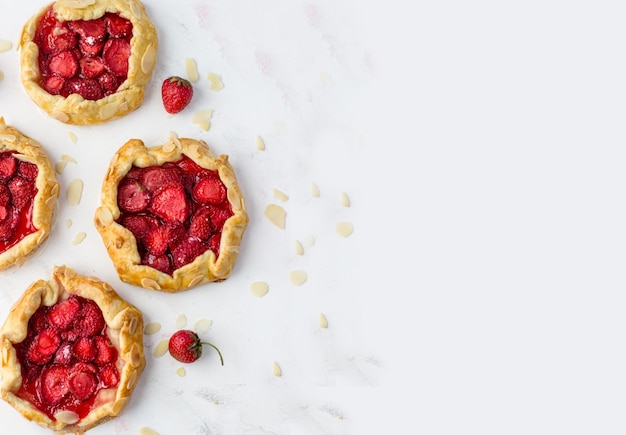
[168,329,224,365]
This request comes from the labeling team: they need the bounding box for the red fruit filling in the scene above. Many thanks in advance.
[34,6,133,100]
[0,151,39,253]
[116,155,234,275]
[14,294,120,421]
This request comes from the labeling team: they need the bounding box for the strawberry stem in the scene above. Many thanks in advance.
[201,341,224,366]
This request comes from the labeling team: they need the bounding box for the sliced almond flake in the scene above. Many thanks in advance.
[207,72,224,91]
[60,0,96,7]
[0,40,10,53]
[0,71,4,81]
[310,182,320,198]
[185,58,199,82]
[340,192,351,207]
[176,367,187,377]
[273,188,288,202]
[250,281,269,298]
[139,427,161,435]
[265,204,286,229]
[176,313,187,329]
[192,109,213,131]
[272,361,282,377]
[51,112,70,123]
[144,322,161,335]
[0,134,16,143]
[168,131,182,149]
[194,318,213,334]
[153,340,169,358]
[67,132,78,144]
[294,240,304,256]
[65,218,73,228]
[255,135,266,151]
[66,178,83,205]
[289,270,307,286]
[100,101,120,120]
[55,411,79,424]
[335,222,354,237]
[71,232,86,245]
[141,44,156,74]
[61,153,77,163]
[319,313,329,329]
[55,161,68,174]
[95,207,113,227]
[130,0,143,18]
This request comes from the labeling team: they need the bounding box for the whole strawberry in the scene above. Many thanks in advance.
[168,329,224,364]
[161,76,193,114]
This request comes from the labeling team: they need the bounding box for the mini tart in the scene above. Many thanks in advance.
[19,0,158,125]
[0,117,59,271]
[94,137,249,292]
[0,265,145,433]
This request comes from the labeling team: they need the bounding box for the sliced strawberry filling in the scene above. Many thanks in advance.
[116,155,234,275]
[34,6,133,100]
[0,151,39,253]
[14,295,120,421]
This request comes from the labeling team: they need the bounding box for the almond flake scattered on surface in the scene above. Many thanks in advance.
[194,318,213,334]
[273,188,288,202]
[176,367,186,377]
[310,182,320,198]
[144,322,161,335]
[272,361,282,377]
[66,178,83,205]
[319,313,329,329]
[265,204,286,229]
[0,71,4,81]
[67,132,78,144]
[176,313,188,329]
[71,232,86,245]
[340,192,351,207]
[139,426,160,435]
[185,58,199,82]
[61,153,77,163]
[0,40,12,53]
[303,236,316,248]
[255,135,266,151]
[289,270,307,286]
[65,218,72,228]
[207,72,224,91]
[55,161,68,174]
[335,222,354,237]
[294,240,304,256]
[250,281,269,298]
[153,340,169,358]
[191,109,213,131]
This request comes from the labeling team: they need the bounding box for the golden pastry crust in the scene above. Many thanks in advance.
[94,136,249,292]
[19,0,158,125]
[0,265,145,433]
[0,117,59,271]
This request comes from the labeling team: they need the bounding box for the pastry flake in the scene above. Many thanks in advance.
[94,137,249,292]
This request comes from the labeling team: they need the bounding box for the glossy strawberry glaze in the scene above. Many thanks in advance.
[13,295,120,421]
[34,5,133,100]
[0,152,38,253]
[116,155,234,275]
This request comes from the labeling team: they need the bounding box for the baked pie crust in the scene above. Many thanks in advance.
[0,117,59,271]
[19,0,158,125]
[94,137,249,292]
[0,265,145,433]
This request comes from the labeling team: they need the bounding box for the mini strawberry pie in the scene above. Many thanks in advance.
[0,265,145,432]
[94,137,249,292]
[0,117,58,271]
[19,0,158,125]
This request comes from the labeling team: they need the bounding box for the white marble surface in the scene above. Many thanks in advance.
[0,0,399,434]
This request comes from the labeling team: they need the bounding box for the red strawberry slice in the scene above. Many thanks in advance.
[73,336,96,362]
[119,214,159,243]
[26,329,61,365]
[66,77,104,100]
[48,296,81,331]
[97,72,120,95]
[192,174,227,205]
[166,221,186,249]
[0,153,17,180]
[39,22,77,55]
[68,369,97,400]
[80,56,106,79]
[102,38,130,77]
[0,207,20,242]
[68,18,106,42]
[208,233,221,256]
[208,204,233,230]
[28,307,50,333]
[48,50,79,78]
[53,342,74,365]
[94,335,117,365]
[104,13,133,38]
[42,75,66,95]
[17,161,38,181]
[142,252,174,275]
[189,207,214,240]
[0,184,10,207]
[41,365,71,405]
[99,364,120,388]
[117,178,150,213]
[149,185,190,223]
[140,167,182,193]
[8,176,36,210]
[75,300,106,336]
[172,236,208,269]
[144,225,170,256]
[176,155,204,175]
[78,37,105,57]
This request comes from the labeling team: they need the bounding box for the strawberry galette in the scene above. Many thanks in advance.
[0,265,145,432]
[19,0,158,125]
[94,137,248,292]
[0,118,59,271]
